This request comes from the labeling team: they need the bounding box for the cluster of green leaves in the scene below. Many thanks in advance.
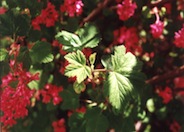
[1,0,184,131]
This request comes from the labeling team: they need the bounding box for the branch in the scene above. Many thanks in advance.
[80,0,113,26]
[146,65,184,85]
[148,0,174,8]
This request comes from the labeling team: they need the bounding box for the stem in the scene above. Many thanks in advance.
[146,65,184,85]
[80,0,113,26]
[92,68,109,73]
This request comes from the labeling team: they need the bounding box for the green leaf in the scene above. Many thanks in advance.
[85,107,109,132]
[17,47,32,70]
[73,81,86,94]
[0,11,30,37]
[103,45,145,112]
[89,52,96,69]
[68,113,86,132]
[77,23,100,49]
[29,41,54,64]
[0,48,8,61]
[60,86,80,110]
[55,30,82,52]
[111,45,142,73]
[64,50,91,83]
[55,23,100,52]
[105,72,133,110]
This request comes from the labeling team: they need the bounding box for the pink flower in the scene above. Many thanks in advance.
[52,118,66,132]
[158,87,173,104]
[113,26,142,55]
[40,84,63,105]
[0,7,7,15]
[60,0,83,17]
[117,0,137,21]
[174,25,184,48]
[150,20,164,38]
[0,62,39,127]
[31,2,58,30]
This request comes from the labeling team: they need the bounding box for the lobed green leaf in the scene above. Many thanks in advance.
[64,50,91,84]
[29,41,54,64]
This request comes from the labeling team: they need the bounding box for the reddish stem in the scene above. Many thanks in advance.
[146,65,184,85]
[80,0,113,26]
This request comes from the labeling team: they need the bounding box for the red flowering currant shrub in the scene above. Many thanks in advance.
[0,0,184,131]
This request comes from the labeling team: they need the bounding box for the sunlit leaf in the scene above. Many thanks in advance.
[64,50,91,83]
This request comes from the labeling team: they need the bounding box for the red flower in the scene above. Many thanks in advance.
[0,7,7,15]
[158,87,173,104]
[174,25,184,48]
[52,40,67,55]
[0,62,39,127]
[60,0,84,17]
[40,84,63,105]
[31,2,58,30]
[113,26,142,55]
[52,118,66,132]
[117,0,137,21]
[150,20,164,38]
[170,120,181,132]
[82,48,92,58]
[174,77,184,96]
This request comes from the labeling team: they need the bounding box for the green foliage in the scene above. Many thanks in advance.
[85,107,109,132]
[103,45,145,112]
[17,47,32,69]
[0,48,8,61]
[29,41,54,64]
[60,86,80,110]
[64,50,91,83]
[0,10,29,37]
[55,23,100,52]
[105,72,134,111]
[1,0,184,131]
[68,113,86,132]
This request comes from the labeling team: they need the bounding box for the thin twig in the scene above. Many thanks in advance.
[146,65,184,85]
[80,0,113,26]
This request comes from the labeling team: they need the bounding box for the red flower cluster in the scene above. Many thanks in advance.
[32,2,58,30]
[170,120,181,132]
[117,0,137,21]
[150,20,164,38]
[39,84,63,105]
[113,26,142,54]
[0,7,7,15]
[0,61,39,127]
[174,25,184,48]
[52,40,67,55]
[52,118,66,132]
[158,87,173,104]
[60,0,84,17]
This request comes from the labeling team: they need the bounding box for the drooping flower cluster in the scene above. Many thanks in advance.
[150,7,164,38]
[52,118,66,132]
[116,0,137,21]
[150,20,164,38]
[157,87,173,104]
[60,0,84,17]
[39,84,63,105]
[174,25,184,48]
[0,61,39,127]
[31,2,58,30]
[113,26,142,55]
